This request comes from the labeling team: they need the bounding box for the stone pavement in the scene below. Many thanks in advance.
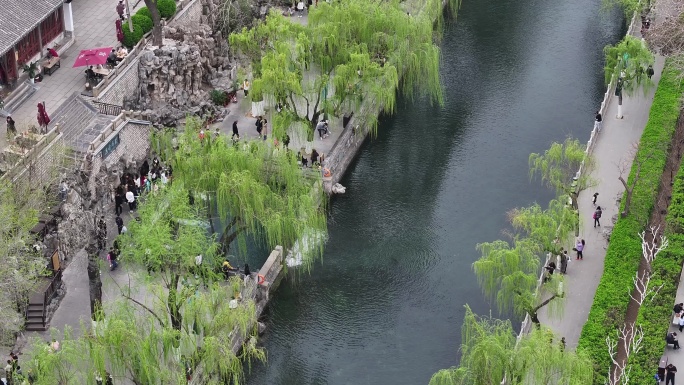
[1,0,141,151]
[537,54,667,347]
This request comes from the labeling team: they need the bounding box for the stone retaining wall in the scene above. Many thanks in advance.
[96,56,141,107]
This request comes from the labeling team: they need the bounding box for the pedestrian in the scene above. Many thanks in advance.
[311,148,320,165]
[116,0,125,20]
[667,332,680,349]
[108,248,118,271]
[594,111,602,133]
[199,129,205,142]
[115,215,124,234]
[666,363,677,385]
[679,315,684,332]
[543,260,556,282]
[262,118,268,140]
[114,186,124,215]
[593,206,602,227]
[316,120,328,140]
[97,215,107,251]
[243,79,250,97]
[592,192,599,205]
[560,250,569,274]
[231,120,240,140]
[6,115,16,139]
[674,303,683,314]
[560,337,566,352]
[574,239,585,259]
[647,65,655,79]
[5,359,12,385]
[255,116,263,137]
[126,188,135,212]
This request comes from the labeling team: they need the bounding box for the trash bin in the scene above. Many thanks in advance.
[658,357,668,382]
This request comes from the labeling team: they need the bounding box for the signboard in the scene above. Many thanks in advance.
[100,133,120,159]
[51,249,60,271]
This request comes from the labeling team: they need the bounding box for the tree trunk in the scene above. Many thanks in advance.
[168,274,182,330]
[143,0,163,46]
[618,175,633,217]
[86,238,103,320]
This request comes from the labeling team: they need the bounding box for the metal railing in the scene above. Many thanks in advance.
[41,269,62,326]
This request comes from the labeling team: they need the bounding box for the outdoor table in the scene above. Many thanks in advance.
[93,68,110,76]
[42,57,61,76]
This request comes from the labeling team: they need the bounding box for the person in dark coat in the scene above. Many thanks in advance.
[97,215,107,251]
[647,65,655,79]
[666,363,677,385]
[116,1,125,20]
[232,121,240,140]
[6,115,16,139]
[593,206,602,227]
[115,215,124,235]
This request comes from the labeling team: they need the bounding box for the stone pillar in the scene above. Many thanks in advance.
[64,3,75,33]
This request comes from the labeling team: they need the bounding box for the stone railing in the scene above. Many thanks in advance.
[1,127,64,183]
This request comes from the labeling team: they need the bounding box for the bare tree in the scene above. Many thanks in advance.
[605,226,668,385]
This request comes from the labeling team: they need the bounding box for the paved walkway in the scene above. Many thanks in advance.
[1,0,140,150]
[537,54,667,347]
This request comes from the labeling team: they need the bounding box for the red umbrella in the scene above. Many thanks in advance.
[72,47,113,68]
[37,103,50,133]
[116,20,124,43]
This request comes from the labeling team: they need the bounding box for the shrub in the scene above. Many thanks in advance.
[136,6,152,19]
[122,23,144,48]
[131,14,153,34]
[157,0,177,19]
[577,61,684,384]
[210,89,228,106]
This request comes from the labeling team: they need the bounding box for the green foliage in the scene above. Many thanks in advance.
[604,35,655,95]
[510,198,579,255]
[626,165,684,383]
[429,306,593,385]
[473,238,564,322]
[0,179,49,338]
[229,0,443,135]
[122,23,144,48]
[601,0,643,18]
[136,6,153,19]
[210,89,228,106]
[131,14,154,34]
[22,61,38,78]
[577,61,684,384]
[154,119,327,267]
[529,137,594,208]
[157,0,177,19]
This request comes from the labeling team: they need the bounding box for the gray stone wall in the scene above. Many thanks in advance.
[171,0,203,27]
[96,56,141,107]
[88,122,151,197]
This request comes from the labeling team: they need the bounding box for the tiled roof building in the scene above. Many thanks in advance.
[0,0,66,86]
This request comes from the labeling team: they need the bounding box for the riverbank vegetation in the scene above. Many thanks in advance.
[430,140,594,384]
[229,0,458,140]
[15,121,326,384]
[429,306,594,385]
[577,61,684,384]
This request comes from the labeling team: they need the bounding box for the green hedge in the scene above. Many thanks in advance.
[577,61,684,384]
[157,0,177,19]
[136,7,152,19]
[122,23,145,48]
[131,14,153,34]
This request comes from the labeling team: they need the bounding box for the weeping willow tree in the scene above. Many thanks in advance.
[509,198,579,255]
[229,0,443,138]
[23,278,264,384]
[156,121,327,268]
[604,35,655,118]
[429,306,593,385]
[0,179,51,343]
[473,239,564,326]
[529,138,595,210]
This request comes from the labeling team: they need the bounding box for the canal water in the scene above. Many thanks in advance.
[247,0,624,384]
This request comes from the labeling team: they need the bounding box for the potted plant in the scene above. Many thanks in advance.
[22,61,39,84]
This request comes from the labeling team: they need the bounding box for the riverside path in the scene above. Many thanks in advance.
[536,53,667,347]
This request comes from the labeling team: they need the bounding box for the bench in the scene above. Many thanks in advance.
[43,57,61,76]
